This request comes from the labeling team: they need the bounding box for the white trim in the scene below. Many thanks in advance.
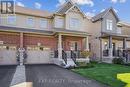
[65,5,86,18]
[55,0,74,13]
[102,8,119,21]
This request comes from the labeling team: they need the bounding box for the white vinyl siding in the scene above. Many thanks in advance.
[70,18,80,29]
[106,19,113,30]
[27,17,34,27]
[55,18,64,28]
[7,15,16,25]
[40,19,48,29]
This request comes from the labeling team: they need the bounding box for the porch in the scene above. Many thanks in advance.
[101,32,130,63]
[51,32,90,67]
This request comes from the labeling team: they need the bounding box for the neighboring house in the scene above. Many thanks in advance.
[0,1,90,66]
[88,7,130,63]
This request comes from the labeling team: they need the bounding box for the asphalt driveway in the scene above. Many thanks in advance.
[26,64,109,87]
[0,65,16,87]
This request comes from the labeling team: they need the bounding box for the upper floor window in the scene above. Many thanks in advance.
[117,28,121,34]
[27,17,34,27]
[70,18,80,29]
[7,15,16,25]
[40,19,48,29]
[106,19,113,30]
[55,18,64,28]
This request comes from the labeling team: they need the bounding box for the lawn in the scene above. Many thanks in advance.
[72,63,130,87]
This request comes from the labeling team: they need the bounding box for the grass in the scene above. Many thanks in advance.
[72,63,130,87]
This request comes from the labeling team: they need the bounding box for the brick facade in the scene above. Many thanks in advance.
[23,34,58,50]
[0,32,84,51]
[0,32,20,48]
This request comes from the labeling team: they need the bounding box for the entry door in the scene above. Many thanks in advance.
[26,46,51,64]
[112,43,116,56]
[0,45,17,65]
[70,41,78,51]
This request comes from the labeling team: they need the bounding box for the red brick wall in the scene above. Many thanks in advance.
[0,32,84,51]
[23,34,57,50]
[63,36,84,51]
[0,32,20,47]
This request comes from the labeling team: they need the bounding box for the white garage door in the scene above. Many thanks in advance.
[26,46,51,64]
[0,45,17,65]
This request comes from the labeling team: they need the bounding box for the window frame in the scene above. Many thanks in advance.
[26,17,34,27]
[70,18,80,29]
[7,15,16,25]
[106,19,113,30]
[55,18,64,28]
[40,18,48,29]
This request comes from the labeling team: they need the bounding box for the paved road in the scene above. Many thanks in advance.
[26,64,109,87]
[0,65,16,87]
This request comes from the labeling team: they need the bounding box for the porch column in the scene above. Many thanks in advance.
[123,38,127,50]
[109,36,113,57]
[85,36,89,51]
[20,32,23,48]
[58,34,62,59]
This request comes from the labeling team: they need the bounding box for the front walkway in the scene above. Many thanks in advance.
[25,64,109,87]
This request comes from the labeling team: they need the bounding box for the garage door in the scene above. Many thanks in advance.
[0,45,17,65]
[26,46,51,64]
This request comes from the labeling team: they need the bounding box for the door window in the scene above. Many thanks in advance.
[70,41,78,51]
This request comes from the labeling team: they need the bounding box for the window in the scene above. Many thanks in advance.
[27,17,34,27]
[117,28,121,34]
[7,15,16,25]
[106,19,113,30]
[70,18,80,29]
[55,18,64,28]
[40,19,48,28]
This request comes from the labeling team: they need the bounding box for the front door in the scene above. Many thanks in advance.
[112,43,116,56]
[70,41,78,51]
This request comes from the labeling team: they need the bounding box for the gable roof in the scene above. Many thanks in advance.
[56,1,73,14]
[92,7,119,22]
[56,0,86,17]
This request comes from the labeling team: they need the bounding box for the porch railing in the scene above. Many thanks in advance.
[103,49,130,63]
[62,50,67,64]
[71,51,76,64]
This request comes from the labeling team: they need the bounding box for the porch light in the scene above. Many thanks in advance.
[37,42,41,46]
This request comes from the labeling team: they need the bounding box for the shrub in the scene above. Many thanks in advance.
[112,58,124,64]
[75,62,94,69]
[80,51,91,58]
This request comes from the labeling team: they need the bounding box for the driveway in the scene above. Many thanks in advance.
[0,65,16,87]
[26,64,109,87]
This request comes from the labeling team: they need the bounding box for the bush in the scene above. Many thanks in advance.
[80,51,91,58]
[75,62,94,69]
[112,58,124,64]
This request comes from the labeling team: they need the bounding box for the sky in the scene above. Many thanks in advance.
[15,0,130,22]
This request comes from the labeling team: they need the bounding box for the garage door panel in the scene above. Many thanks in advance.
[0,45,17,65]
[26,50,51,64]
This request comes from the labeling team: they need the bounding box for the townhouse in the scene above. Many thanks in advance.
[0,1,90,66]
[88,8,130,63]
[0,1,130,66]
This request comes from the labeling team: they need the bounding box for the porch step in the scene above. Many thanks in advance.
[102,58,113,63]
[64,58,76,68]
